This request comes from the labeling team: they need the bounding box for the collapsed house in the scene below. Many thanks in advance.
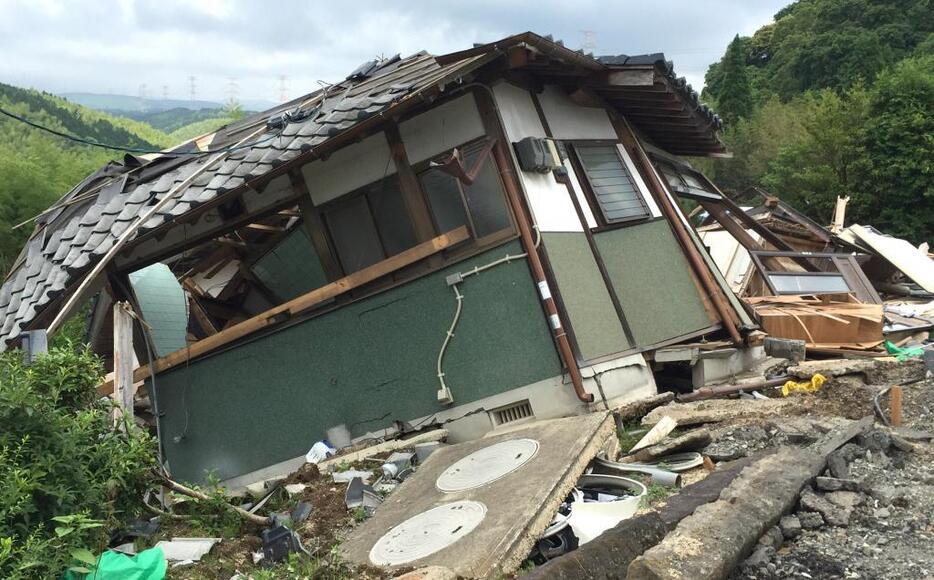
[693,188,934,354]
[0,32,763,486]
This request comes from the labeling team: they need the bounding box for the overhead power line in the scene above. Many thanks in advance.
[0,106,290,156]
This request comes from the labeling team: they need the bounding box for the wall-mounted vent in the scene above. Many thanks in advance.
[491,400,534,426]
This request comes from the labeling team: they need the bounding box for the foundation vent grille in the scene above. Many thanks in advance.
[492,400,533,426]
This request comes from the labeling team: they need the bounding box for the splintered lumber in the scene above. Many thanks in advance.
[621,429,712,463]
[614,392,676,421]
[629,416,678,453]
[317,429,448,472]
[744,294,884,350]
[98,227,468,395]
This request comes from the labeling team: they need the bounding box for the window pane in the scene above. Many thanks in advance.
[421,169,468,234]
[769,274,851,294]
[366,179,418,256]
[576,145,649,223]
[461,147,511,238]
[324,196,384,274]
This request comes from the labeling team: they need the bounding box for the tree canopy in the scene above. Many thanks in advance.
[699,0,934,244]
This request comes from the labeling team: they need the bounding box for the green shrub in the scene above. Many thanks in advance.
[0,345,156,579]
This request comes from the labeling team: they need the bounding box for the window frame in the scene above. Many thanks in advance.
[412,135,518,253]
[567,140,653,228]
[748,250,873,298]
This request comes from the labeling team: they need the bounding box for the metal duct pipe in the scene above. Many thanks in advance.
[591,458,682,488]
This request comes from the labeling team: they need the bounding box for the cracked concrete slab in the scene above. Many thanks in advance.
[341,412,614,578]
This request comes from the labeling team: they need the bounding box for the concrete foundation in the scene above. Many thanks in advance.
[341,413,615,578]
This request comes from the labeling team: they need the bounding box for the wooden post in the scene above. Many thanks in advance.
[113,302,135,427]
[890,386,903,427]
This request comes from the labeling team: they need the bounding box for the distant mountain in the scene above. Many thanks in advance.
[60,92,224,113]
[0,83,174,275]
[59,92,277,115]
[119,107,228,133]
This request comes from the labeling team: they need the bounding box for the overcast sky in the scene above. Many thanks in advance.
[0,0,788,105]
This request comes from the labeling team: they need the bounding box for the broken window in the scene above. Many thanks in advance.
[323,176,419,275]
[748,250,880,303]
[652,158,720,201]
[573,144,651,224]
[419,139,513,242]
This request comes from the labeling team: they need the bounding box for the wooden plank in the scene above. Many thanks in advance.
[188,296,218,336]
[112,302,135,427]
[97,226,469,394]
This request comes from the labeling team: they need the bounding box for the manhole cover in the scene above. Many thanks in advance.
[436,438,539,492]
[369,500,487,566]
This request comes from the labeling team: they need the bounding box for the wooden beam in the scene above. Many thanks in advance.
[245,223,286,233]
[112,302,135,427]
[97,226,470,395]
[188,296,218,336]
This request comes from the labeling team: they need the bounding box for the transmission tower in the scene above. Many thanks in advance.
[226,77,240,105]
[188,76,197,103]
[581,30,597,54]
[162,85,169,100]
[137,83,148,100]
[277,75,289,103]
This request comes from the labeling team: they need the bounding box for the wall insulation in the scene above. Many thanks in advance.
[152,241,561,483]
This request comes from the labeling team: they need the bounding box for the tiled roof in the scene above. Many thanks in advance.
[0,32,728,348]
[0,50,491,347]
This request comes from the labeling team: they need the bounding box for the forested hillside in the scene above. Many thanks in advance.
[698,0,933,243]
[0,84,170,275]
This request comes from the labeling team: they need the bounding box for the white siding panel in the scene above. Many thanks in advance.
[538,85,617,140]
[301,133,396,206]
[399,93,485,164]
[492,82,591,232]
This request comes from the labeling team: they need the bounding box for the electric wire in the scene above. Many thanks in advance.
[0,105,292,155]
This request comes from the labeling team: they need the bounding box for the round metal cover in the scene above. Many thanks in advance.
[436,438,539,492]
[369,500,487,566]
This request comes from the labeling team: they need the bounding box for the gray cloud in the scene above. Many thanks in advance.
[0,0,786,105]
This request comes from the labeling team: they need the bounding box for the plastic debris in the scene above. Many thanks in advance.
[781,373,826,397]
[152,538,219,563]
[305,440,336,464]
[64,547,167,580]
[332,469,373,483]
[345,476,383,512]
[884,340,925,361]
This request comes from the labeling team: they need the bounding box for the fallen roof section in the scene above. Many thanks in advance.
[0,32,726,349]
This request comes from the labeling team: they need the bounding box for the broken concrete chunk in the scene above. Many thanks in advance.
[799,489,850,526]
[869,484,899,506]
[824,490,864,510]
[797,511,824,529]
[787,358,879,379]
[614,391,675,421]
[284,483,306,496]
[743,545,775,568]
[757,525,784,550]
[815,476,861,492]
[392,566,457,580]
[858,429,891,453]
[889,433,917,452]
[893,427,934,442]
[826,452,850,479]
[642,398,798,427]
[779,515,802,539]
[622,429,711,463]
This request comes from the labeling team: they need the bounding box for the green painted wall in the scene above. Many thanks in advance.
[152,241,561,483]
[250,228,329,302]
[129,263,188,357]
[595,220,714,347]
[542,232,631,360]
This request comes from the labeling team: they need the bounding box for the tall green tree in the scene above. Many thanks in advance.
[709,35,755,124]
[857,55,934,240]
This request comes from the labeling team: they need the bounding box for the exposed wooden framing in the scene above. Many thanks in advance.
[97,226,470,394]
[608,111,743,342]
[188,295,218,336]
[473,85,592,403]
[699,201,783,271]
[384,125,438,244]
[245,223,286,233]
[112,301,135,426]
[290,171,344,281]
